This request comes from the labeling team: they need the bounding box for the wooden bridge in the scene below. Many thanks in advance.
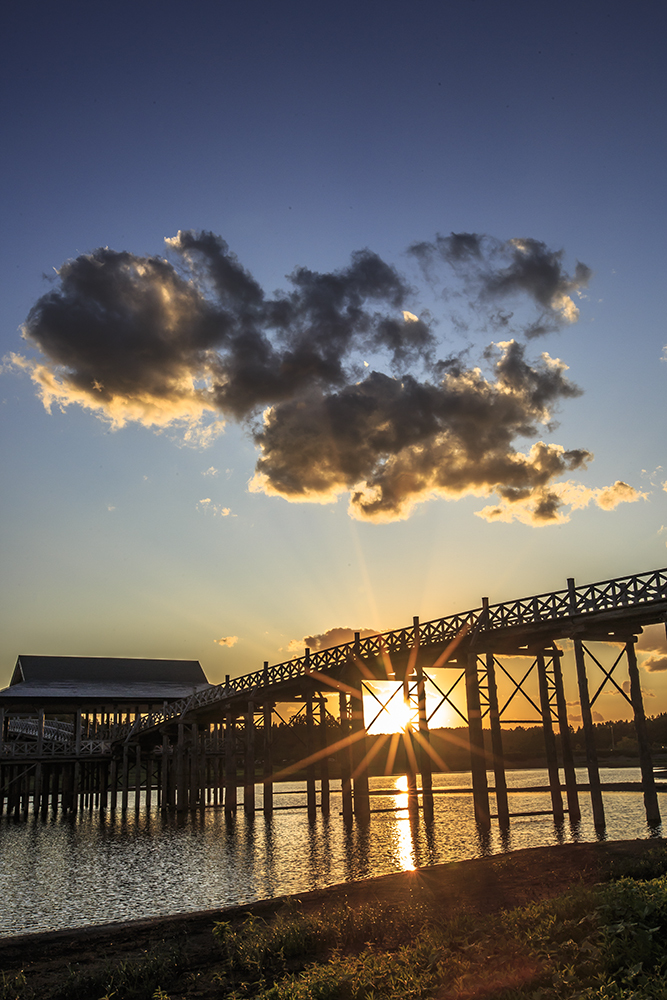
[2,567,667,831]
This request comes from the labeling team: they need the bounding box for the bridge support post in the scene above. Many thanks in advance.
[626,639,661,825]
[224,710,237,816]
[244,703,256,816]
[573,638,605,830]
[144,754,151,813]
[351,655,371,824]
[319,697,330,817]
[416,660,434,823]
[189,724,199,810]
[338,691,353,824]
[100,761,108,812]
[485,652,510,829]
[263,702,273,816]
[306,695,317,822]
[198,729,207,812]
[537,653,564,823]
[403,678,419,818]
[176,723,188,812]
[465,651,490,830]
[551,647,580,823]
[121,745,130,813]
[73,711,82,815]
[135,745,142,813]
[60,765,71,814]
[33,709,44,816]
[109,757,118,811]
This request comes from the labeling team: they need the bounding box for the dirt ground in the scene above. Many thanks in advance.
[0,838,663,996]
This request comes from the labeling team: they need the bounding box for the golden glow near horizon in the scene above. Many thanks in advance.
[363,676,461,734]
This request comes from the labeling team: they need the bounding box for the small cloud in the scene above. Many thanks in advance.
[403,311,419,323]
[592,711,604,722]
[595,480,646,510]
[644,655,667,673]
[202,466,219,476]
[197,498,236,516]
[475,477,646,526]
[107,504,116,511]
[215,635,238,648]
[637,627,667,672]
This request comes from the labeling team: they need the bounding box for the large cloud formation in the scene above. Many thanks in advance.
[8,229,640,523]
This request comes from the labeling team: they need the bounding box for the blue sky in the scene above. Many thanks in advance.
[2,1,666,717]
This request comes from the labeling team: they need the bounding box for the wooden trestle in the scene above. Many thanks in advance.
[2,568,667,829]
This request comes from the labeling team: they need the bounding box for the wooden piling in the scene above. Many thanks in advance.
[465,651,490,829]
[224,710,237,815]
[626,638,661,825]
[244,703,256,816]
[551,646,581,822]
[573,636,605,830]
[176,723,188,812]
[403,670,419,818]
[537,652,564,823]
[305,695,317,822]
[338,691,353,824]
[263,701,273,816]
[318,698,330,817]
[134,745,142,812]
[415,659,434,823]
[351,637,370,823]
[121,745,130,814]
[484,650,510,829]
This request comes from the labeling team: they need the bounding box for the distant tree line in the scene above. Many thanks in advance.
[267,712,667,775]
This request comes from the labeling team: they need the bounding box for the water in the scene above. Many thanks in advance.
[0,767,663,938]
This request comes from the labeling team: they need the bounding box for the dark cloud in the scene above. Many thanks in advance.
[287,626,379,654]
[409,232,592,338]
[251,345,591,521]
[8,229,630,524]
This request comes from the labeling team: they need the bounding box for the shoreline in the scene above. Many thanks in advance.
[0,838,663,966]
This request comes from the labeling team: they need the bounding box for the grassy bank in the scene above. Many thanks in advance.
[4,846,667,999]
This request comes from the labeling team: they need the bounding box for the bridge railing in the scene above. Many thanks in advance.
[127,566,667,739]
[1,739,112,758]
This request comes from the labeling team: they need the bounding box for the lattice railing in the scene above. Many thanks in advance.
[6,719,75,742]
[1,739,112,758]
[127,566,667,739]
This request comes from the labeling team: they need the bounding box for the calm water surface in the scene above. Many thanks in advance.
[0,767,663,937]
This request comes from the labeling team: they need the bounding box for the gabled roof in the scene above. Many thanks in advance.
[10,655,208,687]
[0,655,212,705]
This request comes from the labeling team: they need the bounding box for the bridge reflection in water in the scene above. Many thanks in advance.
[2,567,666,834]
[0,768,664,937]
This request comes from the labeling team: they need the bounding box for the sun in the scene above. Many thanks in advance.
[363,681,418,734]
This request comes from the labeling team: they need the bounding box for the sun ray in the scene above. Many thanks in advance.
[431,619,472,668]
[384,731,401,774]
[267,727,365,784]
[350,731,390,780]
[411,727,450,772]
[403,728,419,777]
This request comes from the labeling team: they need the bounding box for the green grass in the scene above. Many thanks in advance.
[211,860,667,999]
[7,846,667,998]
